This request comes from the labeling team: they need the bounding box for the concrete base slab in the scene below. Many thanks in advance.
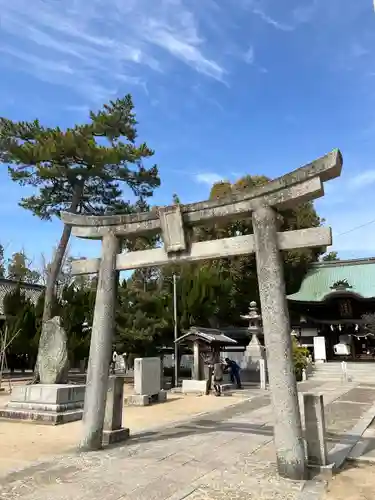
[182,379,209,395]
[102,427,130,446]
[10,384,86,404]
[307,463,334,481]
[0,383,85,425]
[124,390,167,406]
[219,383,235,392]
[124,394,149,406]
[0,407,83,424]
[5,401,83,412]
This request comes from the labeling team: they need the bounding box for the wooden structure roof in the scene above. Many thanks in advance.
[175,327,238,346]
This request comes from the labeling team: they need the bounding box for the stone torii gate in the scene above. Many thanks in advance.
[61,149,342,480]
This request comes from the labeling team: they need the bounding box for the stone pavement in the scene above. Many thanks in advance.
[1,380,374,500]
[0,383,246,476]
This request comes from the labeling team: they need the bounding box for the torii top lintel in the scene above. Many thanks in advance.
[61,149,342,241]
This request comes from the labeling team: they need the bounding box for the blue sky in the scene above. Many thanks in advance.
[0,0,375,269]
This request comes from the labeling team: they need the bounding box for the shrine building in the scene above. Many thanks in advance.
[287,257,375,362]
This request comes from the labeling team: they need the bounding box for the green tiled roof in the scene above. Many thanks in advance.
[287,258,375,302]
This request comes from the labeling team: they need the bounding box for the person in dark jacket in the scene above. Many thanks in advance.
[225,358,242,389]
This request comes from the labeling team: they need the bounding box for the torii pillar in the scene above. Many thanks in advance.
[253,205,305,479]
[79,233,119,451]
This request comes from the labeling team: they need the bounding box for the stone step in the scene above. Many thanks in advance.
[311,376,375,382]
[312,372,375,376]
[314,364,375,372]
[313,372,375,376]
[314,365,375,370]
[311,368,375,375]
[0,407,83,425]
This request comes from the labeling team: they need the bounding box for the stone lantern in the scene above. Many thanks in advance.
[240,301,266,374]
[241,300,262,337]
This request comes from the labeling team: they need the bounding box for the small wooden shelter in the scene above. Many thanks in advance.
[175,326,237,380]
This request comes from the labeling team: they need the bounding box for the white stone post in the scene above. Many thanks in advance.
[79,232,119,451]
[259,358,266,390]
[192,341,202,380]
[252,205,306,480]
[303,393,328,467]
[341,361,348,382]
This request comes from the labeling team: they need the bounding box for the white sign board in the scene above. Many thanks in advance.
[313,336,327,362]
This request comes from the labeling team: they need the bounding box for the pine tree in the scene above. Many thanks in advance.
[0,95,160,326]
[3,286,38,371]
[322,251,339,261]
[60,283,96,367]
[116,282,170,357]
[7,251,40,284]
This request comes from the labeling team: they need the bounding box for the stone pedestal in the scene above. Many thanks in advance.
[240,334,267,383]
[102,376,129,445]
[182,379,209,395]
[303,393,328,467]
[124,357,168,406]
[0,384,85,425]
[124,391,167,406]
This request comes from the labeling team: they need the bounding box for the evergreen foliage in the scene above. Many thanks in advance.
[0,94,160,325]
[7,251,40,284]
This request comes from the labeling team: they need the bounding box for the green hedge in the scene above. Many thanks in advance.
[292,338,309,381]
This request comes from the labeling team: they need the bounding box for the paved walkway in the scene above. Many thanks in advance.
[0,385,246,476]
[1,381,374,500]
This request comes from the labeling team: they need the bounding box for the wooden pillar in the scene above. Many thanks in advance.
[252,205,306,480]
[79,232,119,451]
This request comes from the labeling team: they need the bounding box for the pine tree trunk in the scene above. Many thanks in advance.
[32,184,83,383]
[43,184,83,322]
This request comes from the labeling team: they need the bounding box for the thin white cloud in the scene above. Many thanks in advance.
[316,170,375,208]
[350,170,375,188]
[195,173,224,185]
[142,13,225,81]
[244,45,255,65]
[253,8,294,32]
[0,0,226,103]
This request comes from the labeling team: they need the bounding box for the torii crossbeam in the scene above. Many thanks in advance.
[61,149,343,480]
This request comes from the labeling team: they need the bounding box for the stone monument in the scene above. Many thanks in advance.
[124,357,167,406]
[240,301,267,384]
[38,316,69,384]
[0,317,85,424]
[61,149,343,480]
